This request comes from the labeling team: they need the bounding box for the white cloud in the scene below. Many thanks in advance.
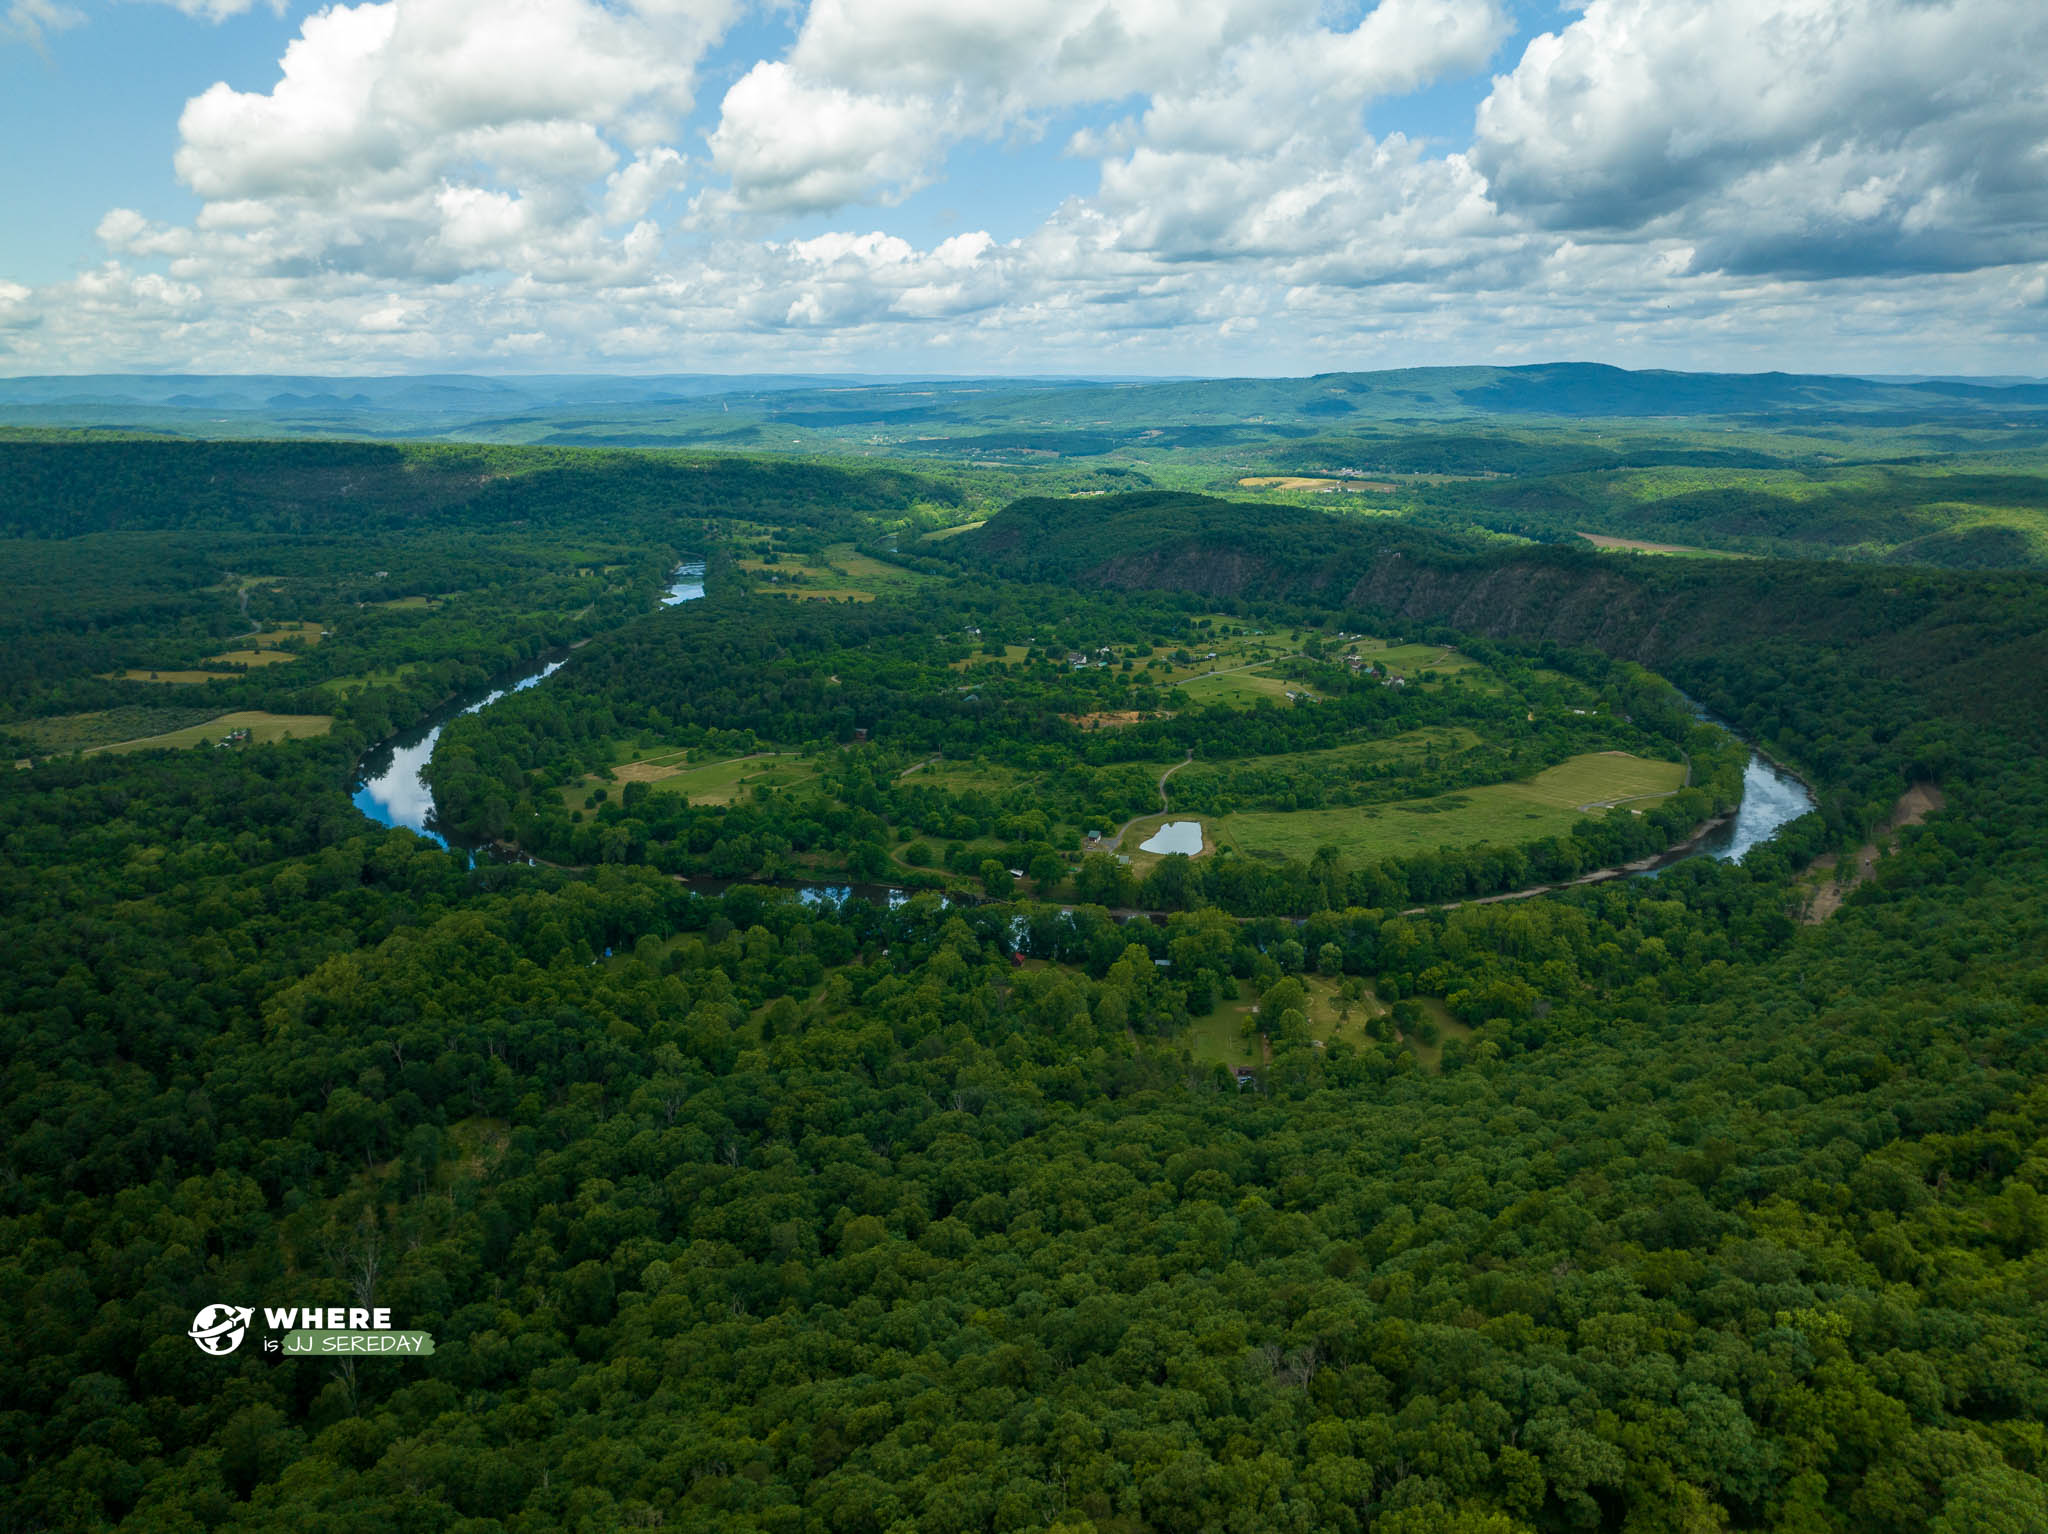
[1473,0,2048,276]
[2,0,2045,373]
[702,0,1509,217]
[698,61,942,218]
[4,0,81,47]
[151,0,285,22]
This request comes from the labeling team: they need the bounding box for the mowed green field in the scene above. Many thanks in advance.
[1215,750,1685,862]
[1178,668,1304,706]
[1170,727,1486,794]
[559,748,822,810]
[88,711,333,754]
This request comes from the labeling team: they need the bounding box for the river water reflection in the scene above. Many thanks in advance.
[352,557,704,850]
[1690,755,1816,864]
[350,660,564,849]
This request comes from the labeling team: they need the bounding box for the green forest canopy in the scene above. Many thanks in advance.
[2,438,2047,1533]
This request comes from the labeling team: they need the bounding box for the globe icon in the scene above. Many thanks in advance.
[189,1304,251,1355]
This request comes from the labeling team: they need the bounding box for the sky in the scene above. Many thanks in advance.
[1,0,2044,377]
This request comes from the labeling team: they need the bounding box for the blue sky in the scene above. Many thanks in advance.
[1,0,2042,376]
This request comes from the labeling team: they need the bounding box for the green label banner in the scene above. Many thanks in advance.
[282,1330,435,1356]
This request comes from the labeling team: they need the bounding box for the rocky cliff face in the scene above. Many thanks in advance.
[1085,539,1698,665]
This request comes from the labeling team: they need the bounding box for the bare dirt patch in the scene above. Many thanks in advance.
[1065,710,1167,730]
[1803,781,1946,922]
[612,761,684,784]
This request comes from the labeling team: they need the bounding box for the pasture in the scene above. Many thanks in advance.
[203,649,303,668]
[1578,532,1748,558]
[109,670,236,685]
[1215,750,1686,863]
[1177,668,1304,707]
[559,747,824,810]
[640,752,818,805]
[740,542,928,604]
[88,711,333,754]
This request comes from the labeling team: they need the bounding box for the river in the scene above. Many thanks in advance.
[351,558,703,852]
[1677,753,1816,866]
[354,564,1814,886]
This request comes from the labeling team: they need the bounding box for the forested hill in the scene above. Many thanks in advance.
[948,493,2048,772]
[0,437,958,538]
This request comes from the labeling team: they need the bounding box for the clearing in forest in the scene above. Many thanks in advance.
[109,669,238,685]
[87,711,332,754]
[1178,668,1304,707]
[1578,532,1748,558]
[1215,750,1685,863]
[646,752,818,805]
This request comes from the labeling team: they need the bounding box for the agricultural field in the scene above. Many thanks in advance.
[87,711,333,754]
[1176,668,1305,707]
[107,669,238,685]
[11,705,225,755]
[318,662,425,697]
[739,542,930,603]
[1578,532,1750,558]
[562,749,822,810]
[1211,750,1686,863]
[117,620,328,680]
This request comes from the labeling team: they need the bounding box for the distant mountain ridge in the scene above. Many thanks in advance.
[3,362,2045,442]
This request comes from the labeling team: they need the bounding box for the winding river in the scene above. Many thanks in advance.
[351,559,703,852]
[352,563,1815,889]
[1676,753,1816,867]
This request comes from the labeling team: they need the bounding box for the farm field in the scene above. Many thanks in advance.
[202,648,302,667]
[1211,750,1686,863]
[1177,667,1305,706]
[11,705,224,754]
[319,662,424,696]
[1167,728,1489,796]
[566,750,821,808]
[107,669,237,685]
[1578,532,1749,558]
[88,711,333,754]
[740,542,929,603]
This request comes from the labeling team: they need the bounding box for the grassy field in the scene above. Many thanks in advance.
[1178,668,1304,706]
[1182,975,1401,1066]
[203,649,304,668]
[741,543,929,603]
[319,663,424,696]
[108,669,238,685]
[120,621,327,679]
[951,644,1033,671]
[1578,532,1750,558]
[559,750,823,810]
[1344,641,1483,676]
[1169,729,1487,798]
[895,757,1025,794]
[88,711,332,754]
[1214,750,1686,862]
[12,706,224,753]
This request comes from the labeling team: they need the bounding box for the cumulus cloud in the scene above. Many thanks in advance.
[702,0,1509,217]
[156,0,734,284]
[1473,0,2048,276]
[1,0,2045,373]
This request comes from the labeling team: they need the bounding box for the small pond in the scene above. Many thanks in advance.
[1140,821,1205,855]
